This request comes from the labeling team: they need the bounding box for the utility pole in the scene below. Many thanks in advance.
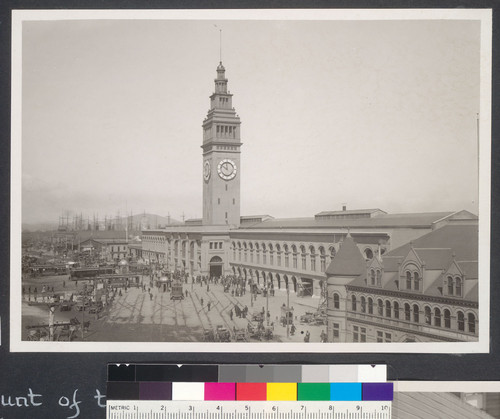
[286,283,290,338]
[266,278,269,326]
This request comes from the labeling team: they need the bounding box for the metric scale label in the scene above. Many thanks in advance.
[106,401,392,419]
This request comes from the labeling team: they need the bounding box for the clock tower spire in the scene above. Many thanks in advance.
[202,62,242,227]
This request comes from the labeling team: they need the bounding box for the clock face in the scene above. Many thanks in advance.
[203,160,211,181]
[217,159,237,180]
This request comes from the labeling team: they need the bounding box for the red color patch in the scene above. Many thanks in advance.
[236,383,267,400]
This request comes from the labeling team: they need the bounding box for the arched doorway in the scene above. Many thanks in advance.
[276,273,281,289]
[292,276,298,293]
[209,256,223,278]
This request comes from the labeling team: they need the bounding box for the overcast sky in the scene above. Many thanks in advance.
[21,17,481,225]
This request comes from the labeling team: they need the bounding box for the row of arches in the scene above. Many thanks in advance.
[331,293,477,335]
[231,266,304,293]
[231,241,338,273]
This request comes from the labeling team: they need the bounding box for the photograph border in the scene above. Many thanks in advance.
[10,8,492,353]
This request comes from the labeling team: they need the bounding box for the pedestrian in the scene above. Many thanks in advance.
[229,309,233,320]
[63,280,66,288]
[207,301,211,311]
[290,324,296,336]
[304,331,310,343]
[185,290,188,298]
[320,330,327,343]
[201,298,204,307]
[149,292,153,301]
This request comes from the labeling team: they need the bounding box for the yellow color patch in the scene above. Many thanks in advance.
[266,383,297,401]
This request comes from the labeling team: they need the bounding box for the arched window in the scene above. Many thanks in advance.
[377,299,383,316]
[310,246,316,271]
[414,272,420,291]
[249,243,254,263]
[434,308,441,327]
[292,245,298,269]
[243,242,248,262]
[444,309,451,328]
[262,243,267,265]
[447,276,454,295]
[361,296,366,313]
[269,244,274,265]
[455,277,462,297]
[370,269,375,285]
[406,271,412,289]
[284,244,289,267]
[276,244,281,266]
[394,302,400,319]
[468,313,476,334]
[333,293,340,309]
[404,303,411,321]
[300,245,307,270]
[424,306,431,325]
[319,246,326,272]
[413,304,420,323]
[376,270,382,286]
[330,247,337,259]
[351,295,357,311]
[457,311,465,331]
[385,300,391,317]
[368,298,373,314]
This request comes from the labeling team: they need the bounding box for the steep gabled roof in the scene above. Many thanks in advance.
[414,248,453,270]
[325,236,367,276]
[458,261,478,279]
[385,224,478,261]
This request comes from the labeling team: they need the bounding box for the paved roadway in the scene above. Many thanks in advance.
[22,275,328,343]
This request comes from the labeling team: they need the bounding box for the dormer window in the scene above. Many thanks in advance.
[414,272,420,291]
[406,271,412,289]
[445,275,463,297]
[376,270,382,286]
[456,278,462,297]
[370,269,375,285]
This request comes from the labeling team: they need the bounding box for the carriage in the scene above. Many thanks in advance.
[203,329,215,342]
[234,328,248,342]
[215,325,231,342]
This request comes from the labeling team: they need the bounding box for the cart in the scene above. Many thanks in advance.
[215,325,231,342]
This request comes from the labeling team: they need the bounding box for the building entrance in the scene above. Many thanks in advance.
[209,256,223,278]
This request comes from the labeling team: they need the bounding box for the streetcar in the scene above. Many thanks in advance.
[170,280,184,300]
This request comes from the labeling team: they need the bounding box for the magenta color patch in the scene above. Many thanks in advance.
[204,382,236,400]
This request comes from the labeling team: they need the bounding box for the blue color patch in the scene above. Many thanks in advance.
[330,383,362,401]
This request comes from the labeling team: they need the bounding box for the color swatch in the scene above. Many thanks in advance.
[107,364,392,402]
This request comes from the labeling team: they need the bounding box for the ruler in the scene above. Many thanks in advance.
[106,401,392,419]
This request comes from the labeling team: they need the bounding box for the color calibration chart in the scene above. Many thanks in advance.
[106,364,393,419]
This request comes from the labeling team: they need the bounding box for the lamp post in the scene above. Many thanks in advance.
[286,284,290,338]
[266,279,270,326]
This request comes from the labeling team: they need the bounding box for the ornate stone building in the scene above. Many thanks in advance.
[141,62,479,328]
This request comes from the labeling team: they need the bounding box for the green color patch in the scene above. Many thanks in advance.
[297,383,331,401]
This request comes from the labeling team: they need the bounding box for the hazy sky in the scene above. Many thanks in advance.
[21,17,481,224]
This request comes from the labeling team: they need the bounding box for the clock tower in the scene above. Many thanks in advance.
[202,62,241,227]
